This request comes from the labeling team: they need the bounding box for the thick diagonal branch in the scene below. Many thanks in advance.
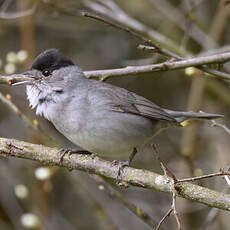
[0,137,230,211]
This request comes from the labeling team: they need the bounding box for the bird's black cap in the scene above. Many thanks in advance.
[31,49,74,72]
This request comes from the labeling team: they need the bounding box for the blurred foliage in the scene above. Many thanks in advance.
[0,0,230,230]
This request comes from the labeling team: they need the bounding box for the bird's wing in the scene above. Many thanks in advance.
[91,81,177,123]
[127,92,177,122]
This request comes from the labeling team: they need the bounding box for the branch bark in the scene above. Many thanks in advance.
[1,51,230,83]
[85,52,230,80]
[1,137,230,212]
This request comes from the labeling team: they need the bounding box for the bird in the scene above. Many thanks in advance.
[14,49,223,171]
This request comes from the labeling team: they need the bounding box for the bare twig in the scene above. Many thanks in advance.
[199,45,230,56]
[152,144,177,180]
[224,175,230,187]
[1,137,230,211]
[0,0,13,13]
[138,44,158,53]
[84,52,230,81]
[80,9,230,81]
[80,11,180,60]
[180,0,230,165]
[43,0,181,60]
[0,91,37,131]
[199,66,230,80]
[0,91,57,145]
[40,1,230,81]
[155,208,173,230]
[152,149,230,229]
[84,0,182,54]
[224,166,230,187]
[0,2,37,19]
[148,0,216,49]
[177,169,229,183]
[152,143,229,229]
[211,120,230,135]
[152,144,181,229]
[0,74,32,85]
[172,181,182,230]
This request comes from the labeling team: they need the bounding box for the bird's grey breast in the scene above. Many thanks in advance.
[50,83,91,138]
[60,80,157,155]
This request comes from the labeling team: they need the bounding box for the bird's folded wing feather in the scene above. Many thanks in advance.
[92,82,177,123]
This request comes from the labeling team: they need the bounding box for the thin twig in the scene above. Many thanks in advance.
[80,10,230,81]
[152,143,230,229]
[211,120,230,135]
[84,51,230,81]
[0,2,37,19]
[84,1,230,75]
[0,0,13,13]
[224,175,230,187]
[152,144,181,229]
[80,11,180,60]
[177,169,229,183]
[0,91,58,145]
[84,0,182,53]
[138,44,158,53]
[44,0,180,60]
[0,74,32,85]
[152,144,177,181]
[172,181,182,230]
[155,208,173,230]
[41,1,230,81]
[148,0,216,49]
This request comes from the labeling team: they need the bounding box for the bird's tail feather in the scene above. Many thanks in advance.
[164,109,223,123]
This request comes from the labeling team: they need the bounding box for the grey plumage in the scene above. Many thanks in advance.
[164,109,222,123]
[16,49,223,157]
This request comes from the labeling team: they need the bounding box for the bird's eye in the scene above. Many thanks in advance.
[42,69,51,77]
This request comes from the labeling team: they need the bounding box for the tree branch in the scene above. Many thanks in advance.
[1,52,230,83]
[84,0,180,54]
[42,1,230,81]
[211,120,230,135]
[80,11,180,60]
[0,74,32,85]
[1,137,230,212]
[84,52,230,81]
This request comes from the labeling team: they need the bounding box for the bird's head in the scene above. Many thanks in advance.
[13,49,85,116]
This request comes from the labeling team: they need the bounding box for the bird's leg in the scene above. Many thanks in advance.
[128,147,137,165]
[59,148,92,163]
[115,147,137,178]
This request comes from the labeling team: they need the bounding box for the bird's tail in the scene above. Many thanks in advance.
[164,109,223,123]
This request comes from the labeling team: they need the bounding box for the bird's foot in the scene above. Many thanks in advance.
[112,148,137,180]
[113,160,130,179]
[59,148,92,163]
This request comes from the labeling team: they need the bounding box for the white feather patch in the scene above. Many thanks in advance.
[26,84,56,120]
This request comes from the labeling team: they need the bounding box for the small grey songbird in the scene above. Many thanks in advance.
[14,49,222,166]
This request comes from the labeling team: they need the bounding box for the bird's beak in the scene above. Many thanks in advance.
[12,70,38,86]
